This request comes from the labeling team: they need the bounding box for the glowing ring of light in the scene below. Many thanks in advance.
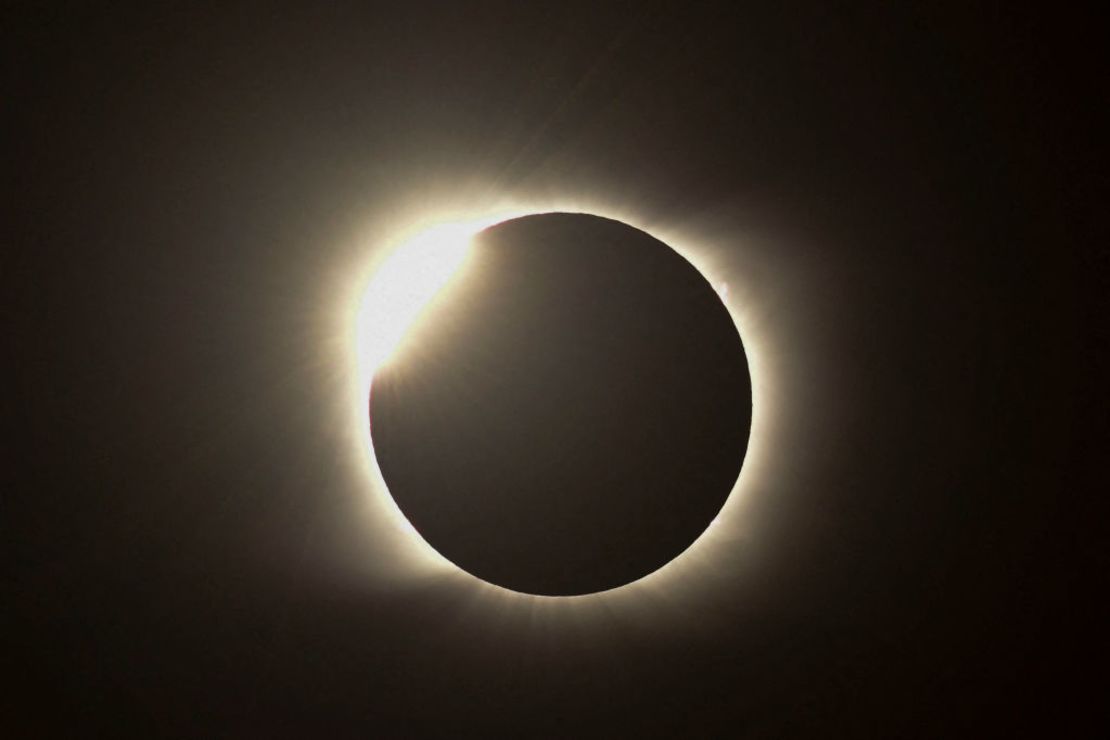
[344,200,770,610]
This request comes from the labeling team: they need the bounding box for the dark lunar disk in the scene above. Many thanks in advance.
[369,213,752,595]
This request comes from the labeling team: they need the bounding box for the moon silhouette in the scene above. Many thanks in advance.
[369,213,752,595]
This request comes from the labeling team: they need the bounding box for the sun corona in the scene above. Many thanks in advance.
[346,203,767,608]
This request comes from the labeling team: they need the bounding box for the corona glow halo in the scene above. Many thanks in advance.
[347,202,769,605]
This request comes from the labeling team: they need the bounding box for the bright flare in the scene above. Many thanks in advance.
[357,222,475,374]
[348,210,529,575]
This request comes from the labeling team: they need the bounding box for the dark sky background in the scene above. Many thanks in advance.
[7,2,1095,736]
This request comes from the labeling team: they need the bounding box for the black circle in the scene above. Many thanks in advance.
[369,213,752,595]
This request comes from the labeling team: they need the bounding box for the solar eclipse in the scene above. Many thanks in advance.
[364,212,752,595]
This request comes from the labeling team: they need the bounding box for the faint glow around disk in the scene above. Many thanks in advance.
[347,201,771,609]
